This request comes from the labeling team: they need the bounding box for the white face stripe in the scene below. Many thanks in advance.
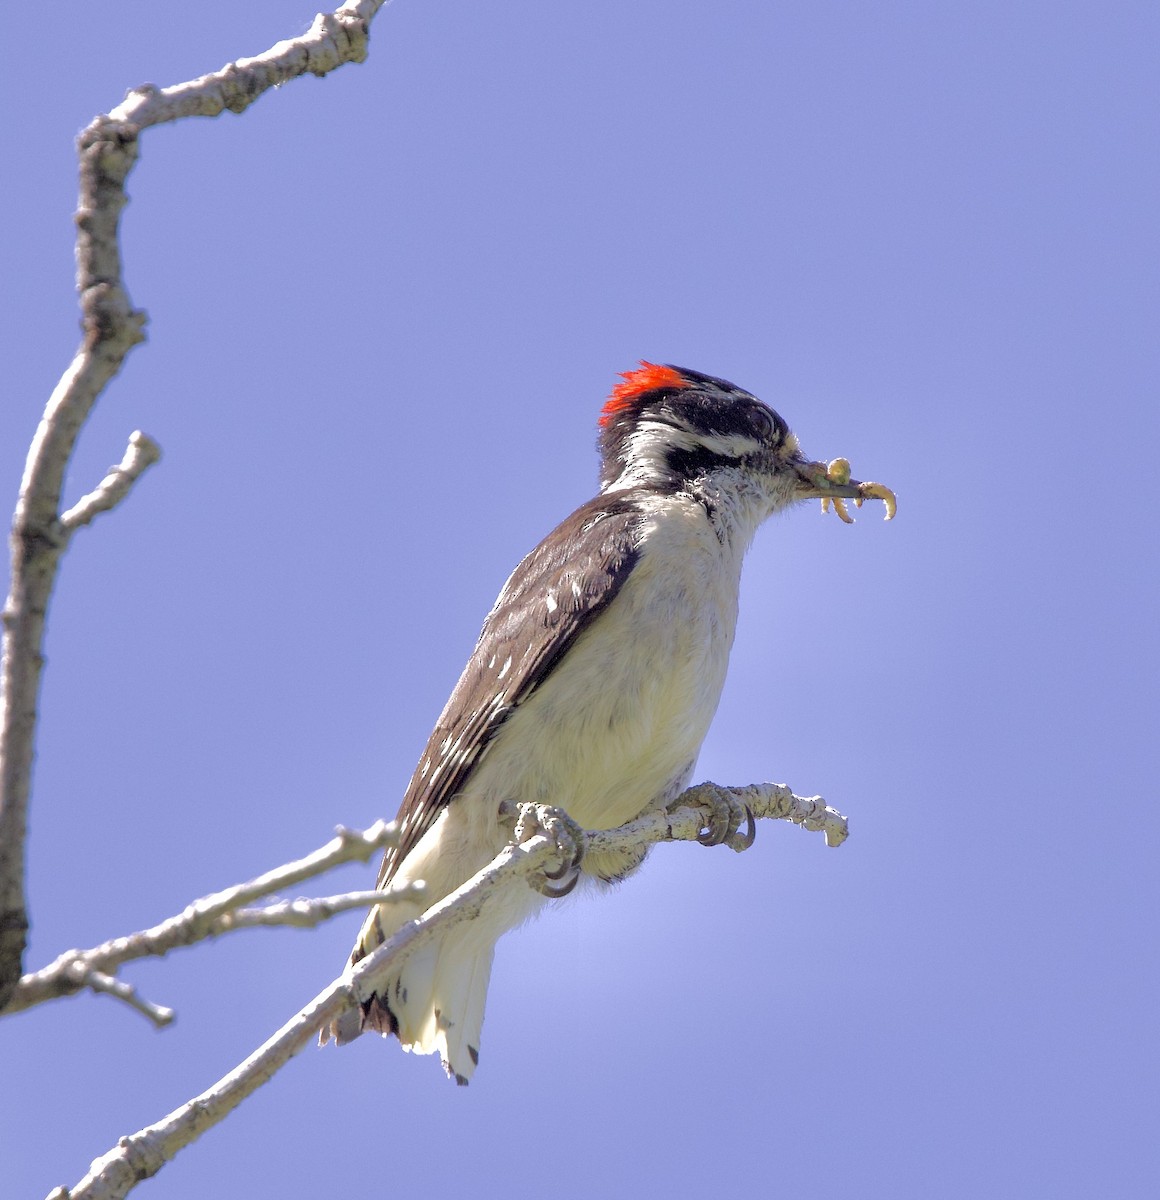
[606,419,767,491]
[605,422,675,489]
[689,430,766,459]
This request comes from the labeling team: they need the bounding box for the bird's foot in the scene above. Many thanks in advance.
[670,784,756,852]
[512,803,586,897]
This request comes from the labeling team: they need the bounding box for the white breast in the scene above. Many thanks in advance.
[468,493,748,831]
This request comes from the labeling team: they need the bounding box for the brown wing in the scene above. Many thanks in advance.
[377,491,646,887]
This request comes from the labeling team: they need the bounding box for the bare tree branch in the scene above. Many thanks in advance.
[2,820,400,1017]
[59,432,162,532]
[222,886,427,931]
[48,782,848,1200]
[6,776,847,1023]
[17,883,427,1029]
[73,969,176,1030]
[0,0,394,1006]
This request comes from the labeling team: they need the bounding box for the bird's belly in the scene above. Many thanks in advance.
[469,527,741,831]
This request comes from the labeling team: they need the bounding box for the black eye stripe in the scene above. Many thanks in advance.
[659,394,783,444]
[665,445,738,477]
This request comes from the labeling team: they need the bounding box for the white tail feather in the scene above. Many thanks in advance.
[434,946,493,1083]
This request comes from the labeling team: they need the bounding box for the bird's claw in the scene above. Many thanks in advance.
[671,786,757,853]
[512,803,586,897]
[735,805,757,850]
[538,872,581,899]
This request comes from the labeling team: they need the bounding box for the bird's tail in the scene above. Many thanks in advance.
[320,897,499,1085]
[391,934,494,1085]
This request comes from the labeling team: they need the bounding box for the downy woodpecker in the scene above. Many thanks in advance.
[322,362,890,1083]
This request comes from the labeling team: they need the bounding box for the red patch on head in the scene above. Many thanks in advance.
[599,362,688,426]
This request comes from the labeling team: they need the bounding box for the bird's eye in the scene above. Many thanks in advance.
[750,406,782,446]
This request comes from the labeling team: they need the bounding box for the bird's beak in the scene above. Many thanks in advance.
[793,458,897,522]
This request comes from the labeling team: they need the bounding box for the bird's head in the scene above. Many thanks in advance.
[597,362,894,523]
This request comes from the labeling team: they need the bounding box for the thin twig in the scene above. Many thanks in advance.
[221,885,427,931]
[59,432,162,532]
[76,970,175,1029]
[2,821,399,1016]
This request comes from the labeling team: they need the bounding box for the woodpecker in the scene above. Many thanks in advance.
[322,362,890,1083]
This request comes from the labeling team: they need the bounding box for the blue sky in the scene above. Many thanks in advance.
[3,2,1157,1197]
